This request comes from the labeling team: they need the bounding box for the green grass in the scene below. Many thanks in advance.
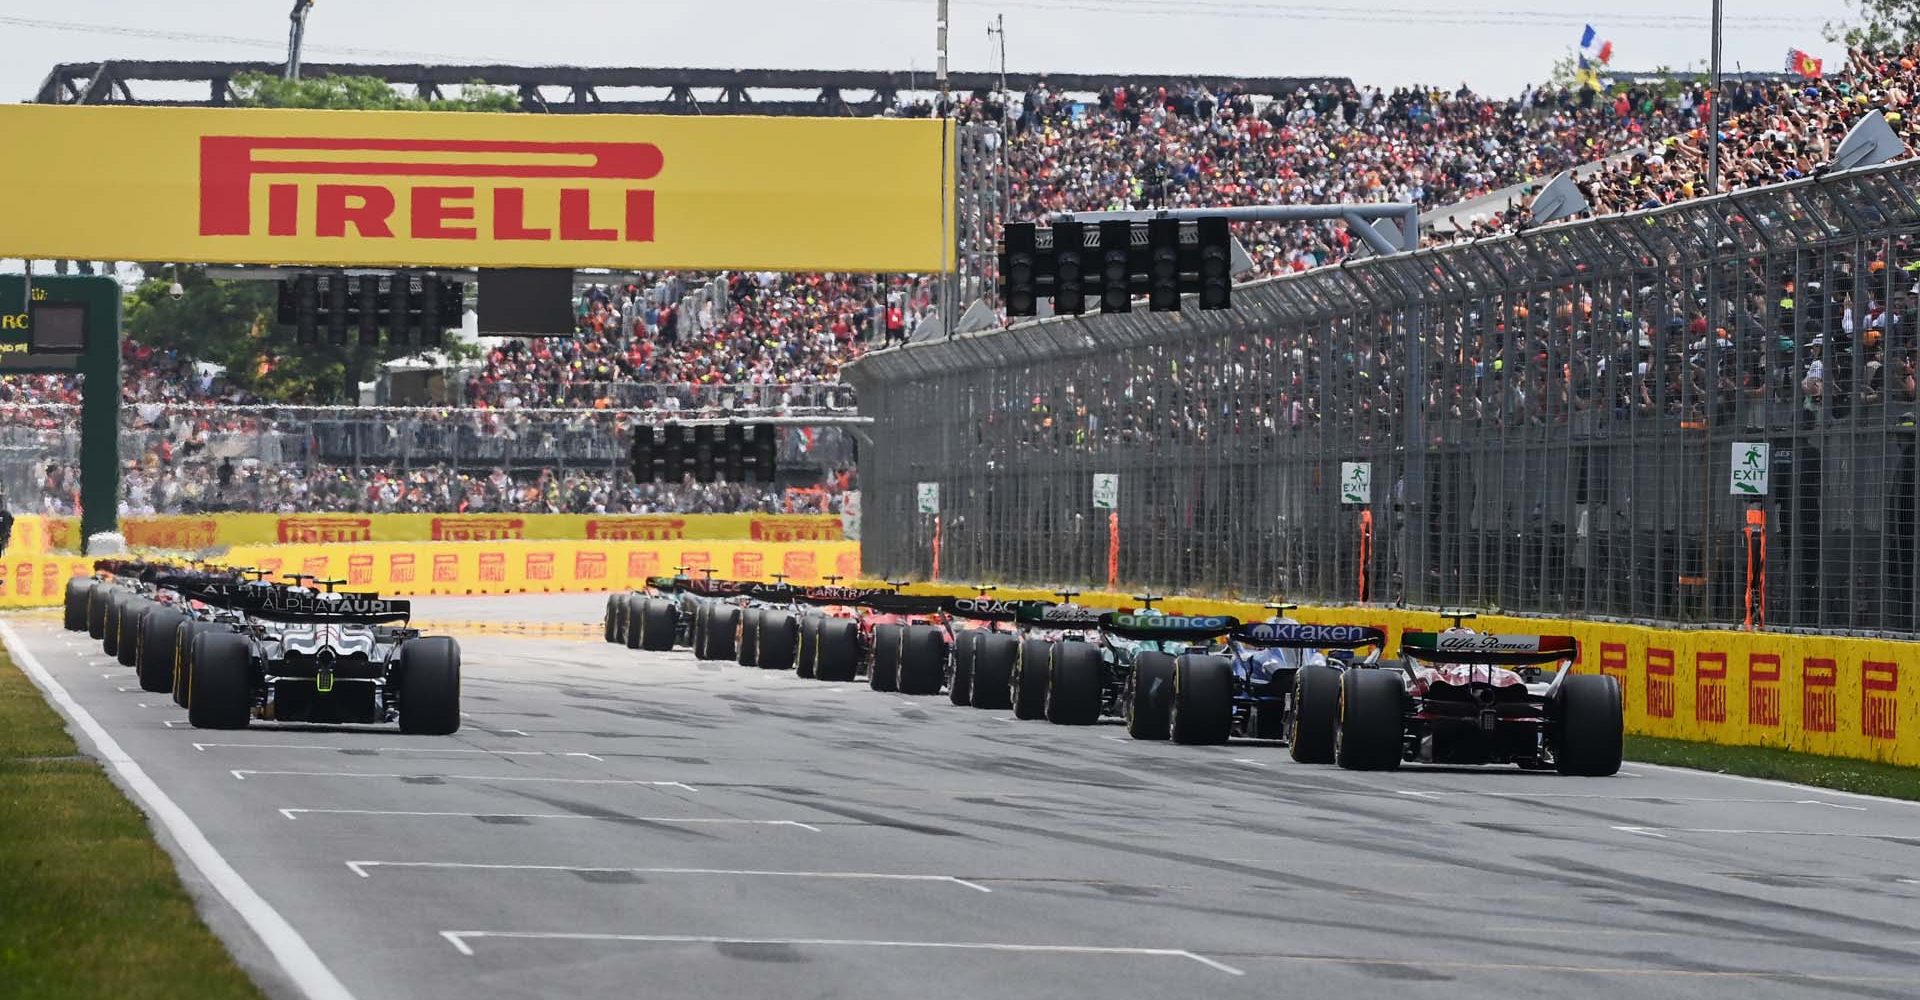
[0,650,266,1000]
[1626,734,1920,802]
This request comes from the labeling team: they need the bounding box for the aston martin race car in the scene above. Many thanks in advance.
[1316,613,1622,774]
[1008,607,1240,738]
[183,587,461,734]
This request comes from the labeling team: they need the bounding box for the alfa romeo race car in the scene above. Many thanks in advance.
[1314,613,1622,774]
[182,586,461,734]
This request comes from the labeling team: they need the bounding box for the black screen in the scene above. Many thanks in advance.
[30,303,86,353]
[477,268,576,337]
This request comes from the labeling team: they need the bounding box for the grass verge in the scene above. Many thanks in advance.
[0,648,266,1000]
[1625,734,1920,802]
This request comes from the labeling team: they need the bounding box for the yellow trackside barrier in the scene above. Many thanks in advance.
[220,540,861,595]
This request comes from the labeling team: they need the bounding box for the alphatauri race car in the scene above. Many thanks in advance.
[183,586,461,734]
[1313,613,1622,774]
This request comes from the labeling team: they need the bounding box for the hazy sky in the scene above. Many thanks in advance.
[0,1,1860,104]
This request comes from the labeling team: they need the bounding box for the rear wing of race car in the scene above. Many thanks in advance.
[946,597,1056,622]
[1099,612,1240,640]
[1399,632,1578,666]
[1015,603,1104,631]
[1233,622,1387,653]
[243,592,413,625]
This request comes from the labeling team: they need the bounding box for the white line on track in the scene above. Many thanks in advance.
[162,720,189,728]
[1623,762,1920,807]
[229,769,697,790]
[434,932,1243,974]
[1232,759,1269,768]
[1405,790,1868,810]
[351,862,991,893]
[279,809,819,831]
[192,743,558,757]
[0,622,357,1000]
[1614,825,1920,840]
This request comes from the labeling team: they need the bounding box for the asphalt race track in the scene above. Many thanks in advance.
[12,594,1920,1000]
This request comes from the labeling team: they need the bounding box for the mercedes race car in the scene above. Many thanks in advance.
[1312,614,1622,774]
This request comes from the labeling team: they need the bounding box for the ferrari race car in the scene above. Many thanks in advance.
[1310,613,1622,774]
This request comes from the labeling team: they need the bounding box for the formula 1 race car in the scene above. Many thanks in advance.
[1141,616,1388,748]
[946,593,1061,709]
[1009,607,1240,738]
[1319,614,1622,774]
[183,586,462,734]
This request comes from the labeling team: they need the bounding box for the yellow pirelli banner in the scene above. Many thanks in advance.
[220,539,861,594]
[0,105,953,272]
[48,513,844,550]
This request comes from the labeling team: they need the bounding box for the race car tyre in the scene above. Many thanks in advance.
[87,583,110,639]
[1169,654,1233,745]
[1126,650,1176,740]
[116,600,148,667]
[1335,668,1405,771]
[172,620,212,708]
[187,631,252,730]
[896,624,947,695]
[1554,673,1624,776]
[64,578,93,632]
[970,633,1016,710]
[1289,662,1341,764]
[795,616,820,679]
[137,607,185,694]
[102,591,127,656]
[1044,641,1103,725]
[868,623,903,691]
[604,594,623,643]
[815,618,861,682]
[623,596,649,650]
[692,604,712,659]
[736,608,763,667]
[1010,639,1053,720]
[705,605,738,661]
[640,599,678,652]
[758,613,797,670]
[398,637,463,736]
[948,629,978,706]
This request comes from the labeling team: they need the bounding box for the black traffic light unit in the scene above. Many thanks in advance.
[996,217,1235,317]
[631,423,779,484]
[1001,222,1039,317]
[279,271,465,346]
[1052,220,1085,315]
[1197,216,1232,310]
[1100,220,1132,314]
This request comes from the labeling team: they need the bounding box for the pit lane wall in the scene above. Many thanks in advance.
[42,513,845,551]
[891,583,1919,768]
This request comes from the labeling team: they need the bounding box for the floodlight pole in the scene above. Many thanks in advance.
[286,0,315,82]
[1707,0,1723,193]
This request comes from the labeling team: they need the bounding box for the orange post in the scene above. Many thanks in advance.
[1107,511,1120,589]
[930,514,942,583]
[1743,505,1767,630]
[1357,508,1374,602]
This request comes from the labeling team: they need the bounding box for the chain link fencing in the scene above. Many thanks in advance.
[847,158,1920,636]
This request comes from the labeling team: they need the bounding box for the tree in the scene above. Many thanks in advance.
[128,73,505,402]
[1827,0,1920,49]
[231,71,520,112]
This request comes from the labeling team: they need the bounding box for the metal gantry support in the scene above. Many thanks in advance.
[1048,203,1421,256]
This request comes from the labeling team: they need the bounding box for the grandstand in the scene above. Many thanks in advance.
[11,47,1920,518]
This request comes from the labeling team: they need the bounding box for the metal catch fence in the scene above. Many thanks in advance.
[847,158,1920,636]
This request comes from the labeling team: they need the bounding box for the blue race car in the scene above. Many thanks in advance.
[1142,606,1386,748]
